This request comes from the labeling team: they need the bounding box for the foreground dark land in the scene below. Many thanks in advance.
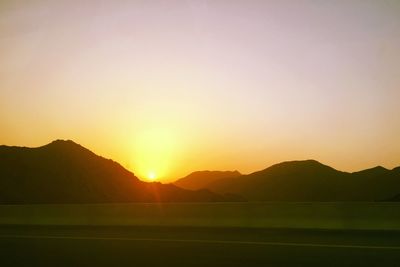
[1,225,400,267]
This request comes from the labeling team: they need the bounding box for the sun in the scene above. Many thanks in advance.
[130,127,183,183]
[147,171,157,182]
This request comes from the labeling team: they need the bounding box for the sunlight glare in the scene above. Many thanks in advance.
[147,171,157,181]
[128,126,186,182]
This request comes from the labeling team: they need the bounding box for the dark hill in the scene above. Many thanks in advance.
[0,140,241,204]
[174,170,241,190]
[206,160,400,201]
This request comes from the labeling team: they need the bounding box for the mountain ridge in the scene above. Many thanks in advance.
[1,140,399,203]
[0,140,241,204]
[205,160,400,201]
[174,170,241,191]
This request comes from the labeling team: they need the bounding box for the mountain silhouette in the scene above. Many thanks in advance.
[204,160,400,201]
[0,140,241,204]
[174,170,241,190]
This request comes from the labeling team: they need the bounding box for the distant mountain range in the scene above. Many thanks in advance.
[1,140,399,203]
[174,170,241,191]
[179,160,400,201]
[0,140,241,204]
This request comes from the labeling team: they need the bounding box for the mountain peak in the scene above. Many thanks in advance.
[186,170,241,178]
[371,166,388,171]
[352,165,389,175]
[47,139,79,147]
[275,159,324,166]
[43,139,90,152]
[264,159,337,172]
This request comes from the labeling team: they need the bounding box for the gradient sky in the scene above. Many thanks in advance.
[1,0,400,182]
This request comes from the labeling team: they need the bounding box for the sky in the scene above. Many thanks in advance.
[1,0,400,182]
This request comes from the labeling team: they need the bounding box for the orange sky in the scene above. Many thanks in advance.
[1,0,400,182]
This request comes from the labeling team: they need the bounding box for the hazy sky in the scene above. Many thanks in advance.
[1,0,399,181]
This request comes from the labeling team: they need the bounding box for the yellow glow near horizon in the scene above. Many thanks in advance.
[147,171,157,181]
[129,126,184,182]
